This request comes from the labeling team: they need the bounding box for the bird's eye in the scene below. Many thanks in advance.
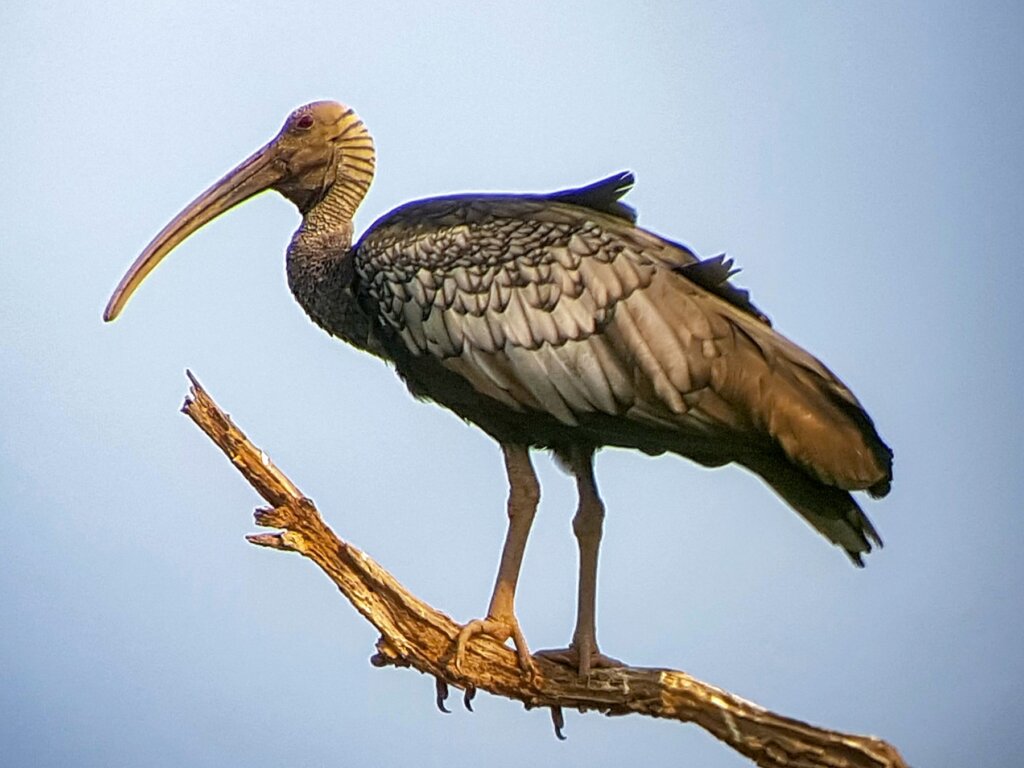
[295,114,315,130]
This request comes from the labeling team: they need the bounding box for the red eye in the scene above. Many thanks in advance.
[295,114,314,130]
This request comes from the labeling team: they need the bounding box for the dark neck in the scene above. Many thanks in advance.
[286,221,383,357]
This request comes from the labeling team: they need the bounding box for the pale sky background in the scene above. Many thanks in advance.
[2,2,1023,766]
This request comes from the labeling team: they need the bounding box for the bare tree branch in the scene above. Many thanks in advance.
[180,371,908,768]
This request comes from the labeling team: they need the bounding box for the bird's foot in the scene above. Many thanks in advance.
[534,640,623,677]
[453,614,536,679]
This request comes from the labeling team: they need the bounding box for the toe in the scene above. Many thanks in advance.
[453,615,535,678]
[534,644,623,677]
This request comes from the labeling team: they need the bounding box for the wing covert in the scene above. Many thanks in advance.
[356,197,740,429]
[359,204,661,359]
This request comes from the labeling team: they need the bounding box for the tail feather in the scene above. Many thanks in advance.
[721,312,894,497]
[743,451,883,565]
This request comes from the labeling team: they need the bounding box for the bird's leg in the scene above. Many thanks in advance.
[453,443,539,676]
[535,449,622,676]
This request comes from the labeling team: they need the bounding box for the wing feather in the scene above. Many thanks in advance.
[502,344,578,424]
[609,300,688,415]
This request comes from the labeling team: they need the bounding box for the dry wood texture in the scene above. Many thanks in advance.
[180,371,907,768]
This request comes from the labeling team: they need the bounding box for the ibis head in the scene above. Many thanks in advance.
[103,101,375,321]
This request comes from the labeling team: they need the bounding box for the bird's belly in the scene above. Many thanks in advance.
[393,349,733,465]
[395,349,568,445]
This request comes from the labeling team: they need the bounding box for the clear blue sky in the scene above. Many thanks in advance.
[2,2,1022,766]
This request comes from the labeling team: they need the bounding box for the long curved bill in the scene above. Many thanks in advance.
[103,142,285,322]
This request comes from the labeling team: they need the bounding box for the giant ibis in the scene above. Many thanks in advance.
[105,101,893,676]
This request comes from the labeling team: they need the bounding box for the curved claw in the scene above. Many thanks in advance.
[435,678,451,714]
[551,706,567,740]
[463,685,476,712]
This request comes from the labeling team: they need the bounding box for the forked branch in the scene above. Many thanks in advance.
[180,371,907,768]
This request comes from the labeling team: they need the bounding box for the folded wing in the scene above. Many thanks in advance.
[357,178,892,561]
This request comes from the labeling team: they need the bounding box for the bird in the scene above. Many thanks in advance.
[105,100,893,677]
